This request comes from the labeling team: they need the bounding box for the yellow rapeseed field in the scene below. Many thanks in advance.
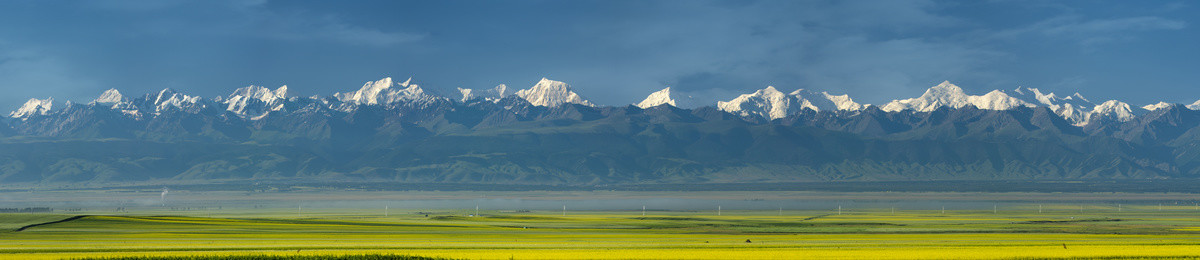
[4,208,1200,259]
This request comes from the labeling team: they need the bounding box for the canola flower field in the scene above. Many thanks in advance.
[4,203,1200,260]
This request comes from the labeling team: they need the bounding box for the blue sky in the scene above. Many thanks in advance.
[0,0,1195,110]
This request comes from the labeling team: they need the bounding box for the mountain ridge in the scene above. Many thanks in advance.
[4,76,1200,185]
[11,77,1196,125]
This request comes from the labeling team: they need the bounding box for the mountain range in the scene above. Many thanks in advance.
[5,76,1200,186]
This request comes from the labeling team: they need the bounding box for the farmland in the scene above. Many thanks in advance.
[3,190,1200,259]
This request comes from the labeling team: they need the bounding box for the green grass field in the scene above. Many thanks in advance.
[4,190,1200,259]
[5,204,1200,259]
[0,214,77,232]
[73,256,450,260]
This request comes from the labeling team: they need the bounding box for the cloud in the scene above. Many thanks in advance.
[794,36,1004,102]
[0,0,428,110]
[570,0,988,105]
[998,15,1186,48]
[256,15,427,47]
[243,3,427,47]
[0,0,1193,110]
[1044,16,1186,34]
[83,0,426,47]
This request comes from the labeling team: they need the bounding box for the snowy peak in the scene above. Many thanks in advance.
[820,92,864,111]
[394,82,430,101]
[636,87,694,108]
[883,81,1031,112]
[1143,102,1176,111]
[151,88,204,114]
[637,87,675,108]
[718,86,864,120]
[93,89,126,104]
[882,81,968,112]
[154,88,194,106]
[976,90,1033,110]
[920,81,969,103]
[335,77,398,105]
[458,84,510,102]
[1188,100,1200,110]
[514,78,594,107]
[229,85,288,104]
[927,80,966,97]
[1009,87,1090,107]
[224,85,289,118]
[10,97,53,118]
[334,77,443,106]
[1004,86,1095,126]
[493,84,508,98]
[92,88,137,112]
[787,89,825,112]
[1069,93,1091,103]
[1089,100,1140,122]
[718,86,793,120]
[456,88,474,102]
[789,89,864,112]
[1008,87,1057,106]
[884,82,1128,126]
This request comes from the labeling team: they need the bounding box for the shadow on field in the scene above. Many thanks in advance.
[14,215,88,232]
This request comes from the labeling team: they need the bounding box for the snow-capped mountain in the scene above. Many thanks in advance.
[876,83,1150,126]
[717,86,863,120]
[820,92,865,111]
[1007,87,1093,108]
[787,89,865,112]
[717,86,794,120]
[1089,100,1142,122]
[229,85,288,104]
[6,76,1195,131]
[149,88,206,115]
[458,84,510,103]
[1143,102,1175,111]
[86,89,140,117]
[7,75,1200,185]
[334,77,444,107]
[515,78,593,107]
[224,85,289,119]
[1004,87,1094,125]
[10,98,53,118]
[636,87,696,108]
[93,89,126,105]
[882,81,1033,113]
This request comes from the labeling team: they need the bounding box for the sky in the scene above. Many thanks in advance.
[0,0,1196,110]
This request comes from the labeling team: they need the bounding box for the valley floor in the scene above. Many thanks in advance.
[5,207,1200,259]
[4,190,1200,259]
